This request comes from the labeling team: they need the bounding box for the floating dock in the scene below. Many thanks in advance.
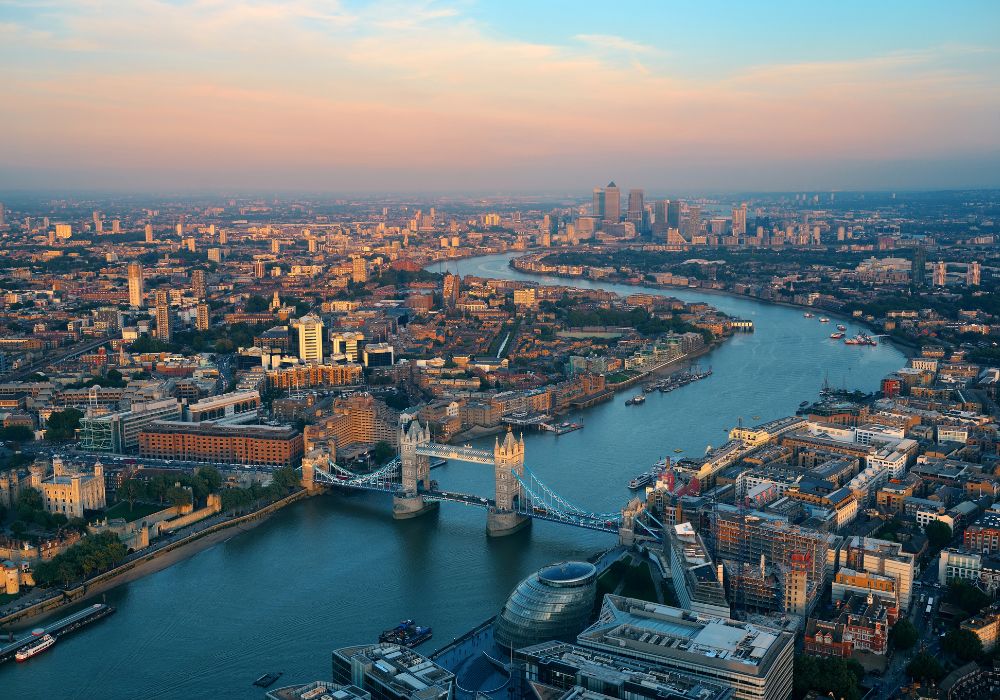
[0,603,115,665]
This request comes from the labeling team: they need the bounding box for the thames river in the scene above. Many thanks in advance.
[5,252,905,699]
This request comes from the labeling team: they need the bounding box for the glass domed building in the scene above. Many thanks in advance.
[494,561,598,649]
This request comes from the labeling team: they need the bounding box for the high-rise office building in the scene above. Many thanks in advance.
[127,263,144,309]
[967,261,981,286]
[603,181,620,222]
[653,200,668,238]
[627,189,645,234]
[592,187,605,219]
[294,314,324,363]
[732,203,748,237]
[144,223,154,243]
[667,200,681,229]
[933,260,947,287]
[684,205,702,241]
[155,290,173,342]
[191,269,206,299]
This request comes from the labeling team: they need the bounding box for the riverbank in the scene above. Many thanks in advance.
[0,489,310,631]
[504,254,916,358]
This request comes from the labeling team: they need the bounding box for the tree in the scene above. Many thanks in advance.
[372,441,395,465]
[948,580,991,616]
[0,424,34,443]
[793,655,864,700]
[118,478,143,512]
[943,628,983,661]
[245,294,269,312]
[906,652,945,682]
[925,520,953,549]
[195,466,222,493]
[45,408,83,441]
[166,486,192,510]
[891,618,918,650]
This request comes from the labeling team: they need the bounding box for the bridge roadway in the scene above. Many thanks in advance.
[414,444,493,464]
[2,337,111,381]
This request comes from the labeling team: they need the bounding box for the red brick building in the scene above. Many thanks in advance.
[139,421,303,467]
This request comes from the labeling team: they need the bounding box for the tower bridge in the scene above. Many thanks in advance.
[301,421,662,543]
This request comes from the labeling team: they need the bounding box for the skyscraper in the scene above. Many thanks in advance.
[295,314,324,363]
[191,269,206,299]
[592,187,605,220]
[732,203,748,237]
[127,263,144,308]
[0,202,5,226]
[144,224,154,243]
[155,290,173,342]
[966,261,981,286]
[603,181,620,222]
[627,189,645,233]
[218,228,228,245]
[684,205,702,241]
[667,200,681,229]
[254,259,265,278]
[933,260,947,287]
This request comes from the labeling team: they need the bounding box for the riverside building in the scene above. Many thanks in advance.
[576,596,793,700]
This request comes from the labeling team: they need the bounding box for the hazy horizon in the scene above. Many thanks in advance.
[3,1,999,192]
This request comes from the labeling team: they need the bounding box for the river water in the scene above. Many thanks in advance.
[5,253,905,699]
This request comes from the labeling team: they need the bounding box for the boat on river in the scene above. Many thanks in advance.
[15,634,55,663]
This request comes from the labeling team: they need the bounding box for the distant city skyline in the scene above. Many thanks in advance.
[2,0,999,192]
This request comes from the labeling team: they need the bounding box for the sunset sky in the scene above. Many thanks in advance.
[2,0,998,193]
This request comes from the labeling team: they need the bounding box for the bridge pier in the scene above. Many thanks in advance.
[393,494,439,519]
[486,509,530,537]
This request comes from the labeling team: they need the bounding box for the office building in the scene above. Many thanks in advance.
[684,206,702,241]
[627,189,645,234]
[593,182,620,223]
[331,644,455,700]
[513,640,734,700]
[127,262,144,308]
[185,390,260,423]
[78,397,182,453]
[576,596,794,700]
[331,331,365,363]
[139,421,304,467]
[155,289,173,342]
[363,343,394,367]
[265,681,371,700]
[294,314,325,363]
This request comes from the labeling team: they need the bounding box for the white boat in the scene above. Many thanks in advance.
[16,633,56,663]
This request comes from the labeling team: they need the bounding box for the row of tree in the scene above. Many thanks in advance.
[117,466,224,512]
[32,531,129,587]
[217,466,300,512]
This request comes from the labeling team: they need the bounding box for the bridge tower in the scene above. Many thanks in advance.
[487,430,529,536]
[394,421,438,519]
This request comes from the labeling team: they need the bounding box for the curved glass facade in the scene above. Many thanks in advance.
[494,561,597,649]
